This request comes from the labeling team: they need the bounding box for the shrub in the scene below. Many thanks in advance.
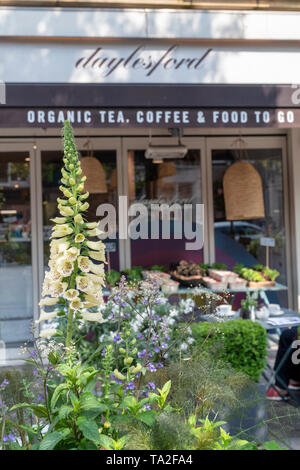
[190,319,268,382]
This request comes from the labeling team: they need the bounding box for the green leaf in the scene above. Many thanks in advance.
[58,405,73,420]
[97,434,113,450]
[79,393,107,412]
[76,416,100,444]
[137,411,156,427]
[262,440,285,450]
[161,380,171,398]
[121,395,137,410]
[50,383,68,410]
[39,430,69,450]
[9,403,48,419]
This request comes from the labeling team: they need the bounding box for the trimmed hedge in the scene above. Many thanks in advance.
[191,319,268,382]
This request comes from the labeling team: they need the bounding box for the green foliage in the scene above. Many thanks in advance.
[105,269,121,287]
[191,319,268,382]
[234,264,280,283]
[149,265,166,272]
[122,266,144,284]
[241,290,259,312]
[240,267,265,282]
[199,262,227,275]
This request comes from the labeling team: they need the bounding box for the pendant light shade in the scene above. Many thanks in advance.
[223,161,265,221]
[80,156,108,194]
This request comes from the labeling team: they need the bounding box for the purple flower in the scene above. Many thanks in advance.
[125,381,135,391]
[33,369,39,377]
[110,374,123,385]
[38,395,44,402]
[147,363,157,373]
[156,299,162,305]
[143,404,151,411]
[121,302,127,308]
[138,349,146,359]
[137,334,144,340]
[146,382,156,390]
[30,351,37,358]
[161,343,168,350]
[154,347,160,353]
[114,296,120,302]
[113,333,121,343]
[101,348,107,357]
[3,434,17,442]
[157,362,164,368]
[143,298,148,304]
[0,379,9,387]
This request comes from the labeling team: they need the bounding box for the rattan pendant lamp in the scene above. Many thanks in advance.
[80,139,108,194]
[222,137,265,220]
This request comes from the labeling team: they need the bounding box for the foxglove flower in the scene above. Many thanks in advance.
[37,121,106,342]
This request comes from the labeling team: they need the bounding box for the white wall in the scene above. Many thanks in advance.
[1,7,300,40]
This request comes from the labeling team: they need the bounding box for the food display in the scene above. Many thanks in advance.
[201,276,228,290]
[161,280,180,295]
[104,262,280,293]
[170,260,206,287]
[228,277,247,290]
[208,269,238,283]
[142,270,171,286]
[233,263,280,288]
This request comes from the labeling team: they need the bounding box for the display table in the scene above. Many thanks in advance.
[168,282,288,305]
[103,282,288,304]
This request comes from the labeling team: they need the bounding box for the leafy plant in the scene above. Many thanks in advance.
[241,290,259,312]
[191,319,268,382]
[105,269,121,287]
[122,266,143,284]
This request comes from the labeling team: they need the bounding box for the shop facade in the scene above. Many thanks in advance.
[1,5,300,360]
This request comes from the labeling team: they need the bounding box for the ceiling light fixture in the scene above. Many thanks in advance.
[145,128,187,160]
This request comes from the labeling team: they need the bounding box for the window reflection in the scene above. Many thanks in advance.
[212,148,287,306]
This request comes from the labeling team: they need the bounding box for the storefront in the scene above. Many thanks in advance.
[1,5,300,360]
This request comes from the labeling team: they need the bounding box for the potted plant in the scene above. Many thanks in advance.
[240,291,258,320]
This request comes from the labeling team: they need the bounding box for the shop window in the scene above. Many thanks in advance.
[128,149,203,269]
[212,148,288,307]
[0,152,33,349]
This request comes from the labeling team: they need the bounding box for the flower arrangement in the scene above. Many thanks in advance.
[38,121,106,345]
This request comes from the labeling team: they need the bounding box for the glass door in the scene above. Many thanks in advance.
[122,137,207,270]
[0,143,38,359]
[206,136,291,308]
